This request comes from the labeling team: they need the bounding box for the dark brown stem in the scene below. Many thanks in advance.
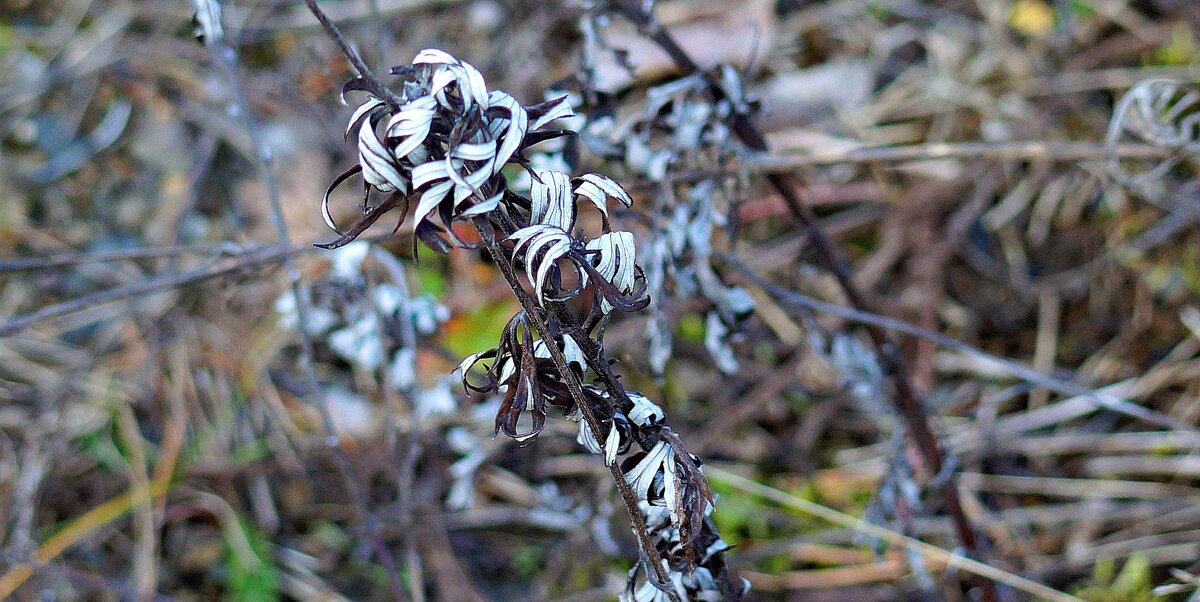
[302,0,403,110]
[605,2,995,600]
[479,232,680,602]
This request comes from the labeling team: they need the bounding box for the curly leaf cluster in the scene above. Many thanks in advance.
[322,48,742,601]
[325,49,648,317]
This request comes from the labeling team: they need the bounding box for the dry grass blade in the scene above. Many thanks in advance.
[0,474,173,597]
[706,468,1084,602]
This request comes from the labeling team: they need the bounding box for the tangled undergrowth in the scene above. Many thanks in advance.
[3,0,1200,600]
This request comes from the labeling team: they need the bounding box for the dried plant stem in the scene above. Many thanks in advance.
[0,242,300,336]
[0,242,251,272]
[751,140,1171,169]
[607,2,995,599]
[298,3,721,598]
[480,233,680,601]
[301,0,403,110]
[0,234,401,337]
[206,20,407,599]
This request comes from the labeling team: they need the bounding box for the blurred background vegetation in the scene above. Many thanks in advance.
[2,0,1200,600]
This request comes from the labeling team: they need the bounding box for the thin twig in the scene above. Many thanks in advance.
[1010,64,1200,97]
[605,2,995,598]
[0,234,403,337]
[0,243,252,272]
[301,0,403,110]
[750,141,1171,169]
[0,243,296,337]
[219,0,466,34]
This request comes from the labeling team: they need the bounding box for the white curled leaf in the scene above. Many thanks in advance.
[444,155,473,193]
[413,48,456,65]
[577,419,621,466]
[508,225,573,305]
[562,333,586,372]
[429,67,460,107]
[358,119,407,192]
[459,190,503,217]
[451,140,497,161]
[192,0,223,46]
[513,227,572,306]
[529,170,574,230]
[487,91,528,171]
[456,350,486,377]
[622,566,685,602]
[507,224,558,253]
[586,231,636,292]
[386,97,436,137]
[461,157,496,199]
[412,180,452,227]
[574,173,633,220]
[535,237,572,305]
[626,392,664,427]
[386,96,436,158]
[421,56,489,112]
[456,61,489,110]
[452,180,476,206]
[586,231,638,314]
[445,153,495,209]
[529,334,586,371]
[531,95,575,131]
[346,97,385,136]
[412,160,449,189]
[624,441,673,506]
[497,355,515,386]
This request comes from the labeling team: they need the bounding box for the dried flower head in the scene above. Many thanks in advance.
[321,49,573,248]
[315,45,742,600]
[323,49,649,320]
